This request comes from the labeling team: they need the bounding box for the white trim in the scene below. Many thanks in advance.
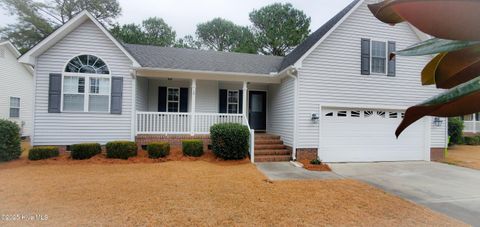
[227,89,240,114]
[293,0,364,68]
[242,81,248,116]
[61,73,111,113]
[318,103,411,111]
[9,96,20,118]
[287,69,298,160]
[370,39,388,75]
[18,11,141,67]
[131,76,136,141]
[166,87,180,112]
[424,117,432,161]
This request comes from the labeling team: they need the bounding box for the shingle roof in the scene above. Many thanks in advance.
[124,44,284,74]
[279,0,360,70]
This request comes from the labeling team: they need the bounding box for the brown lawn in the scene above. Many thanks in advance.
[0,158,465,226]
[443,145,480,170]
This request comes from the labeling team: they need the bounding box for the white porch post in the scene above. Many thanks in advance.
[191,79,196,135]
[242,81,248,117]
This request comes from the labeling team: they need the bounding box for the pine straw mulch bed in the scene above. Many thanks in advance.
[298,159,332,171]
[442,145,480,170]
[0,158,466,226]
[0,148,249,170]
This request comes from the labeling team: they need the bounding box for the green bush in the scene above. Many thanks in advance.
[210,123,250,160]
[0,119,21,162]
[464,136,480,145]
[147,142,170,159]
[310,158,323,165]
[182,140,203,157]
[106,141,137,159]
[70,143,101,160]
[448,117,464,145]
[28,146,59,160]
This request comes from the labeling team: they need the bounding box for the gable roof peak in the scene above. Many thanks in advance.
[280,0,362,70]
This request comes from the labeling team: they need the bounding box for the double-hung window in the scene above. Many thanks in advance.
[167,88,180,112]
[62,55,110,112]
[371,40,387,74]
[9,97,20,118]
[227,90,239,114]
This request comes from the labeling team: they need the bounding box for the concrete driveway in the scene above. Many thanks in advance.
[331,161,480,226]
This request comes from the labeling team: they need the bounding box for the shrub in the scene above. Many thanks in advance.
[448,117,464,145]
[28,146,59,160]
[182,140,203,157]
[210,123,250,160]
[464,136,480,145]
[106,141,137,159]
[70,143,102,160]
[147,142,170,159]
[0,119,21,162]
[310,158,323,165]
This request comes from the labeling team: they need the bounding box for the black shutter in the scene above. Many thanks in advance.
[361,38,371,75]
[219,89,227,113]
[158,87,166,112]
[110,77,123,114]
[180,87,188,112]
[238,90,243,114]
[48,73,62,113]
[387,41,396,77]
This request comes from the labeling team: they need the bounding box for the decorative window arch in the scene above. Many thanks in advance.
[62,55,111,113]
[65,54,110,74]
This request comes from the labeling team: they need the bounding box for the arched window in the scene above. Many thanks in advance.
[62,55,111,112]
[65,55,109,74]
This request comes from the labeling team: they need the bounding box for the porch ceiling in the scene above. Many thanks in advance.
[135,68,283,84]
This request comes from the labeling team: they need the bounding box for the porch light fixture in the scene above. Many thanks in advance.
[433,117,443,127]
[311,113,320,123]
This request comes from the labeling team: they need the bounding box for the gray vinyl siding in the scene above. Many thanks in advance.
[143,79,269,114]
[196,80,218,113]
[267,76,294,146]
[431,118,447,148]
[296,1,446,148]
[135,77,148,111]
[0,45,33,136]
[33,20,134,145]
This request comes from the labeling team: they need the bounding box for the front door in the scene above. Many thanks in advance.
[249,91,266,131]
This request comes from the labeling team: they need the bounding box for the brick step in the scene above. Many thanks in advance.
[254,144,286,150]
[254,139,283,145]
[255,134,281,140]
[255,155,291,162]
[254,149,290,156]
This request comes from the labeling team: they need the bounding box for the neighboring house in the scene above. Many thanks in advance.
[0,40,34,137]
[18,0,447,162]
[460,114,480,134]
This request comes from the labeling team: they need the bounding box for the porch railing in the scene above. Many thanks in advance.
[463,121,480,133]
[136,111,255,163]
[136,112,246,134]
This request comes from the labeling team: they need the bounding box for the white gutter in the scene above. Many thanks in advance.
[286,67,298,160]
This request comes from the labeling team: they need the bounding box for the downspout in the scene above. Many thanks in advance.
[130,69,137,141]
[286,67,298,161]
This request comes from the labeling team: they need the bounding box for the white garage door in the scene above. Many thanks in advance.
[320,108,427,162]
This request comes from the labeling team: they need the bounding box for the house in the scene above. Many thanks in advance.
[18,0,447,162]
[0,40,34,137]
[460,114,480,135]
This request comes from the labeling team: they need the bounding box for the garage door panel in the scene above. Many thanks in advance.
[320,108,426,162]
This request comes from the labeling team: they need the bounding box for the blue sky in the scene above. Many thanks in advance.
[0,0,352,37]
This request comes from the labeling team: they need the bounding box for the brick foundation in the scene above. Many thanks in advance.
[430,148,445,161]
[136,134,211,151]
[295,148,317,161]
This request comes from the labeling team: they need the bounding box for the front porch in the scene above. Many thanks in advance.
[133,70,291,162]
